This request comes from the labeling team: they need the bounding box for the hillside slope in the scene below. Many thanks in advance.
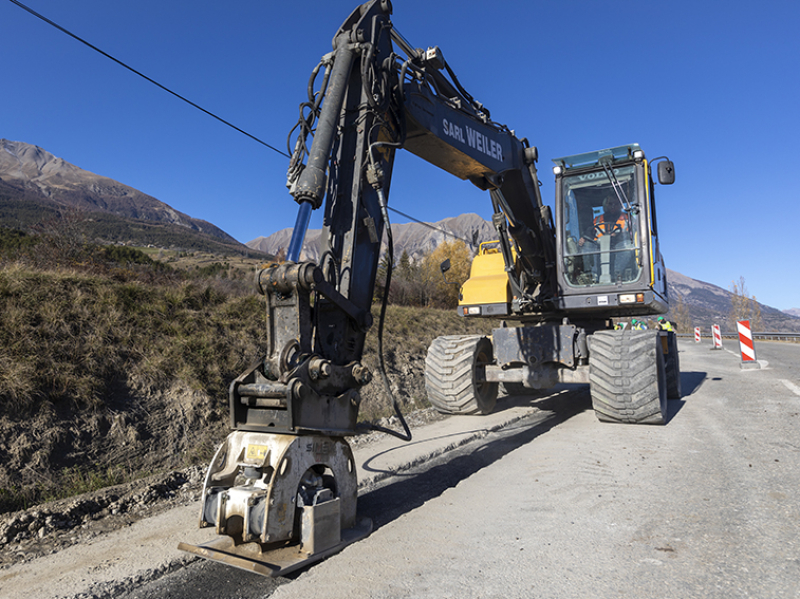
[0,140,258,255]
[0,261,491,514]
[667,269,800,331]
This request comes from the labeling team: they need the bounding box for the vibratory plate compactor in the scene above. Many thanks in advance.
[178,428,372,576]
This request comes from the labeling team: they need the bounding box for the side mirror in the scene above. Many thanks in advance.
[439,258,458,286]
[657,160,675,185]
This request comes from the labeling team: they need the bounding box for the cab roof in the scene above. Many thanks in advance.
[551,143,642,169]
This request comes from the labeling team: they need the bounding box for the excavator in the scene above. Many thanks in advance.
[179,0,678,576]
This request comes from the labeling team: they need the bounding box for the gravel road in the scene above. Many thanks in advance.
[3,339,799,598]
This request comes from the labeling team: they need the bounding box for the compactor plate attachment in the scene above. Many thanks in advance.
[178,430,369,577]
[177,517,372,577]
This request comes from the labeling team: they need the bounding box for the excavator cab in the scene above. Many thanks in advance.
[553,144,674,317]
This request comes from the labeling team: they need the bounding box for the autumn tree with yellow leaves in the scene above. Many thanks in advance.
[377,240,473,310]
[419,240,472,309]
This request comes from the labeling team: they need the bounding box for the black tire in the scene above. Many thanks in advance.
[425,335,498,415]
[588,330,668,425]
[664,332,682,399]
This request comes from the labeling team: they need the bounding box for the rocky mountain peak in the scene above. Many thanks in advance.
[246,212,496,263]
[0,139,235,243]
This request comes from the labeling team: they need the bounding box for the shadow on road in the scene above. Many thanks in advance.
[358,388,592,531]
[663,371,706,423]
[360,385,590,478]
[490,382,590,415]
[681,371,707,396]
[667,398,686,422]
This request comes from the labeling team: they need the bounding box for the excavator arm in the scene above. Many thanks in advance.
[284,0,558,356]
[237,0,557,437]
[400,53,558,312]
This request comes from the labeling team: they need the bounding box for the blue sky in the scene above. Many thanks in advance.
[2,1,798,310]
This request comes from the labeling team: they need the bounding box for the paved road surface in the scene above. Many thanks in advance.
[5,339,799,599]
[257,340,800,599]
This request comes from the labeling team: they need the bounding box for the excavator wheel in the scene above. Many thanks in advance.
[425,335,498,415]
[588,330,667,425]
[664,331,682,399]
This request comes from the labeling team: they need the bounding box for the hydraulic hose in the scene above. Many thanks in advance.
[362,185,411,442]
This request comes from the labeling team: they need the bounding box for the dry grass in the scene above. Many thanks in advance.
[365,304,492,355]
[0,248,495,513]
[0,263,265,417]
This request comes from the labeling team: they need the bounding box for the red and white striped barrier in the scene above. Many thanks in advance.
[711,324,723,349]
[737,320,760,369]
[694,327,701,343]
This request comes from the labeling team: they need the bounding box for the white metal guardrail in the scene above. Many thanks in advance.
[678,332,800,342]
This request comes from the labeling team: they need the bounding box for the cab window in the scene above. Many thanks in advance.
[561,165,642,287]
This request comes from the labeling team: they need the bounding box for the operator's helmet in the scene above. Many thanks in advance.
[657,316,665,322]
[631,319,638,325]
[603,195,622,213]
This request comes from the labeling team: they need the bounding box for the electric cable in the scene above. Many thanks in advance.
[387,206,475,246]
[10,0,477,256]
[362,182,411,442]
[7,0,289,158]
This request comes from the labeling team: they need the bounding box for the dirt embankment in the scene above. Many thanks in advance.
[0,280,491,530]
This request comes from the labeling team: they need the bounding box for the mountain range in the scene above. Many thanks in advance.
[2,138,798,331]
[248,215,800,332]
[0,139,256,255]
[246,212,495,263]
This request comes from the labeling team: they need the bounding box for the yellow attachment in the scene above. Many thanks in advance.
[459,241,511,307]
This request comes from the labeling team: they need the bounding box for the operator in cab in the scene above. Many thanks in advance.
[578,195,629,248]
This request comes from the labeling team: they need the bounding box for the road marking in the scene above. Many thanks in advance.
[781,379,800,397]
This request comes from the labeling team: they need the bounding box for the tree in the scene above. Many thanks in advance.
[419,240,472,309]
[729,276,763,331]
[28,207,90,267]
[670,291,693,333]
[387,249,424,306]
[397,249,414,280]
[374,252,393,303]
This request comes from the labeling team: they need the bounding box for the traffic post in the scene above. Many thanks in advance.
[711,324,723,350]
[737,319,761,370]
[694,327,701,343]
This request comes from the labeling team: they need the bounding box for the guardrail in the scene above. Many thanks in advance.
[751,332,800,341]
[678,332,800,342]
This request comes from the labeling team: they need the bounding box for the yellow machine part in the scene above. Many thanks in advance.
[459,242,511,307]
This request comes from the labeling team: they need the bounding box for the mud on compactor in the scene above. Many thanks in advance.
[179,0,679,576]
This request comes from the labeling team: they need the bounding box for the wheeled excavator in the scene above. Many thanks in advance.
[179,0,678,576]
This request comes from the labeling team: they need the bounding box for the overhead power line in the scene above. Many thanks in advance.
[387,207,474,246]
[8,0,289,158]
[10,0,481,246]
